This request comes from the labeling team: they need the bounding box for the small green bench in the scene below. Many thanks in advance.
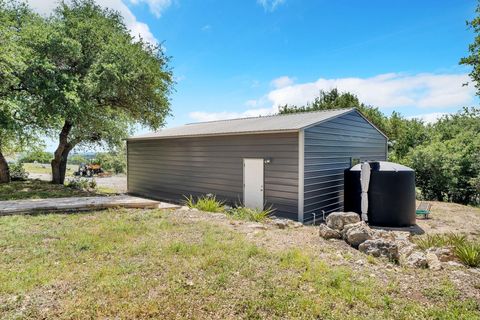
[416,202,432,219]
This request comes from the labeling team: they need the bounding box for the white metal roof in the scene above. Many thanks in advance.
[129,108,358,140]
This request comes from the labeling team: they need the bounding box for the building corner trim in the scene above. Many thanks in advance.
[298,130,304,223]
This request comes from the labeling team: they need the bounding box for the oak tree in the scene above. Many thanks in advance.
[23,0,173,184]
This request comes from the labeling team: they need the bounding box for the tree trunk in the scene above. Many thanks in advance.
[51,121,74,184]
[0,150,10,183]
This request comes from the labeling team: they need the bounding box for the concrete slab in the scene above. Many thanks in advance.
[0,195,180,216]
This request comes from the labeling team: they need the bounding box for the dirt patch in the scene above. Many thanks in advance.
[415,201,480,240]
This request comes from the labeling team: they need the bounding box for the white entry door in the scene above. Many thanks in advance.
[243,158,264,210]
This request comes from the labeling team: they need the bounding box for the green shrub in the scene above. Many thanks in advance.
[226,206,273,222]
[19,150,53,164]
[67,177,96,191]
[9,162,28,181]
[455,242,480,268]
[183,194,225,212]
[94,150,127,174]
[68,154,88,165]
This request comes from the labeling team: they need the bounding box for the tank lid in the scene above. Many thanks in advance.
[349,161,413,172]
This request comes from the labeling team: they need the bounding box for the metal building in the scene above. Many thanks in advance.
[127,108,387,223]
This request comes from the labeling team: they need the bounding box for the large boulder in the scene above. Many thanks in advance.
[319,224,342,240]
[343,221,373,247]
[326,212,360,231]
[358,239,399,262]
[405,251,428,268]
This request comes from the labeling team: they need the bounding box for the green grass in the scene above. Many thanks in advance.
[22,163,77,176]
[0,209,478,319]
[0,179,105,201]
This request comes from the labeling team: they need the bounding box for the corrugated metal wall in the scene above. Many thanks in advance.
[303,110,387,221]
[127,132,299,219]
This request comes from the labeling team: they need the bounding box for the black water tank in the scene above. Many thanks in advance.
[344,161,416,227]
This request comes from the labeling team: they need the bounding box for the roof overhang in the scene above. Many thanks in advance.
[127,129,300,141]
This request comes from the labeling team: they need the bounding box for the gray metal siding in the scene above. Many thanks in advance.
[303,110,387,221]
[128,133,299,219]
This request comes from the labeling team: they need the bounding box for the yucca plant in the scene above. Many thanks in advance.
[445,233,467,247]
[183,195,196,208]
[413,234,448,250]
[454,242,480,268]
[226,206,273,222]
[183,194,225,212]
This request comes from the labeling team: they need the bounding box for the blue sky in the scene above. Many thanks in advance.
[31,0,478,148]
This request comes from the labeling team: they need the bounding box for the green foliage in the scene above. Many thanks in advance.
[387,112,429,162]
[94,147,127,174]
[6,0,173,183]
[455,242,480,267]
[68,154,88,165]
[406,108,480,205]
[461,1,480,96]
[67,177,97,191]
[0,1,45,181]
[226,206,273,222]
[183,194,225,212]
[19,150,53,164]
[8,162,28,181]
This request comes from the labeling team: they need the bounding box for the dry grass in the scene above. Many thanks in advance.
[416,200,480,241]
[0,208,479,319]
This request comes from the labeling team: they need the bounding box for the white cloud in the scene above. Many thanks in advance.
[129,0,172,18]
[257,0,285,11]
[267,73,475,109]
[189,72,476,123]
[270,76,294,89]
[407,112,449,124]
[27,0,160,44]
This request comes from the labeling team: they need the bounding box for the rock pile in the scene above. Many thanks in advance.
[358,239,399,262]
[319,212,459,269]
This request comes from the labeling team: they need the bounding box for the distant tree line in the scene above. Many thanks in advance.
[18,147,127,174]
[280,89,480,205]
